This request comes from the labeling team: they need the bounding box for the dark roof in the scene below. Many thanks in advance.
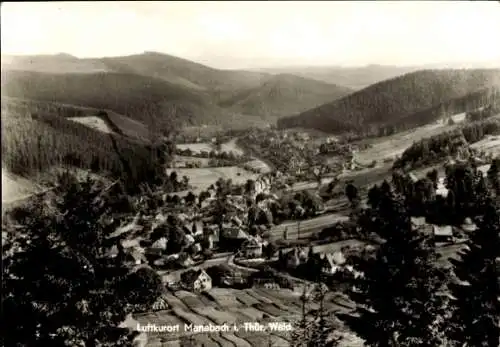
[181,269,209,284]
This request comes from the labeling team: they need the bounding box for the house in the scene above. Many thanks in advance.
[204,228,219,250]
[432,225,454,243]
[411,217,427,229]
[321,251,346,275]
[184,233,195,246]
[125,249,148,266]
[284,247,307,269]
[148,237,168,256]
[461,217,477,232]
[241,238,263,258]
[151,237,167,251]
[181,269,212,292]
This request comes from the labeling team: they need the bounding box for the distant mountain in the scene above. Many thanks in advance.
[218,73,353,119]
[1,53,358,128]
[0,70,226,128]
[277,69,500,134]
[1,52,269,92]
[251,65,423,90]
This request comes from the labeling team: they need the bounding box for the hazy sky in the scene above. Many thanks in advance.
[2,1,500,69]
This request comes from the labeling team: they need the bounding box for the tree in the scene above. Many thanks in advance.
[185,191,196,206]
[446,199,500,347]
[345,182,360,209]
[487,157,500,196]
[339,183,447,346]
[264,242,278,260]
[2,176,162,347]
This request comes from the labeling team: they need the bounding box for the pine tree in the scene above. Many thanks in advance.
[446,199,500,347]
[487,157,500,196]
[338,183,447,346]
[2,175,163,347]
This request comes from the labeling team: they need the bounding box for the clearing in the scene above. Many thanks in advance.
[166,167,258,194]
[70,116,113,134]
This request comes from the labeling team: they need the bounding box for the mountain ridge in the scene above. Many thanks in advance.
[277,68,500,134]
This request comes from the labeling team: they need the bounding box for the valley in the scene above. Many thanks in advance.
[3,50,500,347]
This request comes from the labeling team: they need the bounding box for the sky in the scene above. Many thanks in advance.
[1,1,500,69]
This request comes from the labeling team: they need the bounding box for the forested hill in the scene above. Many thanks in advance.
[277,69,500,134]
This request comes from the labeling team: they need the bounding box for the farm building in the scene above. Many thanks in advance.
[321,251,347,275]
[181,269,212,292]
[432,225,454,243]
[241,237,263,258]
[461,217,477,232]
[125,249,147,266]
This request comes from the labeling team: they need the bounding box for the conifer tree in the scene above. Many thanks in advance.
[446,199,500,347]
[338,182,447,346]
[487,157,500,196]
[2,175,163,347]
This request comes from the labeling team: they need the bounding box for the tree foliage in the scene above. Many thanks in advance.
[2,174,163,347]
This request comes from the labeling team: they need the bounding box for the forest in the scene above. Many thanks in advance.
[393,118,500,170]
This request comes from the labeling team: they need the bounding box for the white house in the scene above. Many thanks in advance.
[242,237,263,258]
[182,269,212,292]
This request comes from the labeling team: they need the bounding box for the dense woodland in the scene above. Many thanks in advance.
[1,103,190,193]
[393,118,500,170]
[277,69,500,134]
[1,70,225,128]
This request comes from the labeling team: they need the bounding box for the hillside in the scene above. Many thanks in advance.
[0,69,237,128]
[1,53,110,74]
[218,74,353,119]
[277,69,500,134]
[252,65,423,90]
[2,52,269,92]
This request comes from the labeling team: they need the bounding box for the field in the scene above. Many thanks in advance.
[166,167,259,195]
[134,287,360,347]
[470,134,500,156]
[268,213,350,241]
[356,118,463,165]
[1,168,42,204]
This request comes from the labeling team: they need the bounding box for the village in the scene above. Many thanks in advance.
[96,121,496,346]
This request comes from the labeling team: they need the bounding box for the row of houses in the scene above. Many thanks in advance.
[411,216,477,244]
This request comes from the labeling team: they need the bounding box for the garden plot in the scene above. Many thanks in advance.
[191,306,239,325]
[175,290,207,310]
[221,333,253,347]
[163,292,189,310]
[171,307,210,326]
[208,288,243,308]
[234,291,261,306]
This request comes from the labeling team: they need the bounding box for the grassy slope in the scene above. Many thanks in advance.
[218,73,353,119]
[278,69,500,133]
